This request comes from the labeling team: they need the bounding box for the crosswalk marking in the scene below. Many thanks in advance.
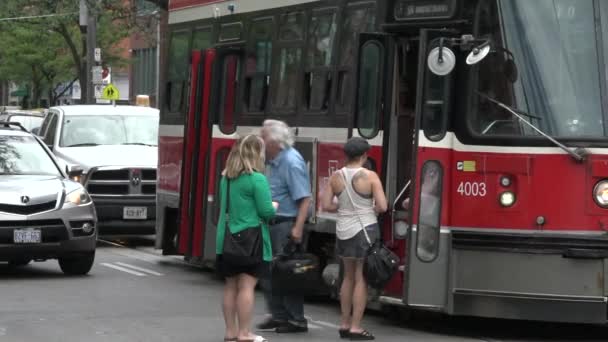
[116,262,164,276]
[101,263,146,276]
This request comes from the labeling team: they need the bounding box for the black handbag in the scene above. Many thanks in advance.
[339,170,400,289]
[271,239,320,295]
[222,179,263,267]
[361,231,400,289]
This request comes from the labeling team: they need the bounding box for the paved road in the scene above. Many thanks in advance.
[0,238,606,342]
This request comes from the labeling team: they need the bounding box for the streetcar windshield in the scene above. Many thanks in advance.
[469,0,608,139]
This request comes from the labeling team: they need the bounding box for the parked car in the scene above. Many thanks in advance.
[0,109,46,133]
[0,121,97,275]
[37,105,159,236]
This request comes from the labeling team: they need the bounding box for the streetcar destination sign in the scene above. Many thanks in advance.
[393,0,458,21]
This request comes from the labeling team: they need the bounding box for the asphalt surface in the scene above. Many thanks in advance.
[0,237,607,342]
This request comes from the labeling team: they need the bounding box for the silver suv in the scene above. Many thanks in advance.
[38,105,159,235]
[0,122,97,275]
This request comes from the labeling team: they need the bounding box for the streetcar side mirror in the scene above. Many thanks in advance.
[427,45,456,76]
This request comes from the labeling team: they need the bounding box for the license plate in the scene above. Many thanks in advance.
[123,207,147,220]
[14,229,41,244]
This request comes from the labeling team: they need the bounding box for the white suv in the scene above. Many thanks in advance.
[38,105,159,236]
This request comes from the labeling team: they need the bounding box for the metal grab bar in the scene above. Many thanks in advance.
[393,180,411,211]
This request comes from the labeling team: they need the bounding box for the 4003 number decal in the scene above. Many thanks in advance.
[457,181,487,197]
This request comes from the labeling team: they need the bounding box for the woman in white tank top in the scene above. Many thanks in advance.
[321,137,387,340]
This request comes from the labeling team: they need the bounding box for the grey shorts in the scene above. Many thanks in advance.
[336,224,379,259]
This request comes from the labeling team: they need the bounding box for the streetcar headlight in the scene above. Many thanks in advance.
[593,180,608,208]
[499,191,516,207]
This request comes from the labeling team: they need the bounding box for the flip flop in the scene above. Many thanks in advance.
[237,335,268,342]
[339,329,351,338]
[349,330,375,340]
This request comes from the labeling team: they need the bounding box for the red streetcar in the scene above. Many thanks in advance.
[157,0,608,325]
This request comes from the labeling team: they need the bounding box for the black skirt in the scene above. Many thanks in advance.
[216,255,270,279]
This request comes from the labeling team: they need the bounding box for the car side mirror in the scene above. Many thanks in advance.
[66,164,84,181]
[31,127,40,135]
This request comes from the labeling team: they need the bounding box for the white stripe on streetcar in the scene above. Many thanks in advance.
[101,263,146,276]
[115,262,164,276]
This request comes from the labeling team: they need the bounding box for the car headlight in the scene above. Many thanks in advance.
[65,188,91,206]
[593,180,608,208]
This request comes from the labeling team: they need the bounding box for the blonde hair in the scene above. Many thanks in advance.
[224,134,265,179]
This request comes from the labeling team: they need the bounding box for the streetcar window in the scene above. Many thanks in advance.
[166,30,190,114]
[469,0,606,138]
[213,147,231,226]
[422,39,451,142]
[244,18,273,113]
[356,41,382,138]
[218,54,240,134]
[279,12,305,41]
[271,13,305,114]
[336,5,377,114]
[270,47,302,113]
[219,22,242,42]
[192,27,212,50]
[304,10,337,112]
[416,161,443,263]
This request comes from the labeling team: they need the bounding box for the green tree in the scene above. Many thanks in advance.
[0,0,157,106]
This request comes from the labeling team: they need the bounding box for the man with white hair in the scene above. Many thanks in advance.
[258,119,311,334]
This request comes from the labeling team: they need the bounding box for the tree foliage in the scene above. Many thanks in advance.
[0,0,157,107]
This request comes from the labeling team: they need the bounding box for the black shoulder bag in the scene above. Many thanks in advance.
[340,170,400,289]
[222,178,263,267]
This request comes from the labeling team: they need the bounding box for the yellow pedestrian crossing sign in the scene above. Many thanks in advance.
[102,83,120,100]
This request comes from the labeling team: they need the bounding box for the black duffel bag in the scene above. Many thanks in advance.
[271,239,320,295]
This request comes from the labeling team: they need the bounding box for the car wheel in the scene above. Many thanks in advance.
[58,252,95,275]
[8,258,31,267]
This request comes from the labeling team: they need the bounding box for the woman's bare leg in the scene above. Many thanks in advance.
[350,259,368,333]
[340,258,357,330]
[236,273,259,340]
[223,276,239,339]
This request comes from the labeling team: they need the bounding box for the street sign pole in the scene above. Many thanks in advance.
[85,0,98,104]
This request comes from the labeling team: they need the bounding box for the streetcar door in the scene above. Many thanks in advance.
[199,46,245,262]
[177,49,216,258]
[176,46,244,262]
[405,29,458,310]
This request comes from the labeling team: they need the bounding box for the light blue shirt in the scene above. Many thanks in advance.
[265,147,311,217]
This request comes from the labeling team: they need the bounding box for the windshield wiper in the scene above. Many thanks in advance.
[121,143,157,147]
[66,143,101,147]
[476,91,587,162]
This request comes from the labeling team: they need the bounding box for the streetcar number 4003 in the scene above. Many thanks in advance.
[457,181,487,197]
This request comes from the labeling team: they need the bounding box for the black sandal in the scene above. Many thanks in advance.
[339,329,350,338]
[349,330,375,340]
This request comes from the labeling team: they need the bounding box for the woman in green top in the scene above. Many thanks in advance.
[217,134,276,342]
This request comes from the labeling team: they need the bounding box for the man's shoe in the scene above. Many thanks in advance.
[275,322,308,333]
[256,318,284,330]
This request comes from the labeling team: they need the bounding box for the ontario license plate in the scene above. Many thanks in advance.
[123,207,147,220]
[13,229,41,244]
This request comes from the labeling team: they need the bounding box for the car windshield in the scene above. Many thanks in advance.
[469,0,608,139]
[0,135,60,176]
[8,115,44,132]
[60,115,158,147]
